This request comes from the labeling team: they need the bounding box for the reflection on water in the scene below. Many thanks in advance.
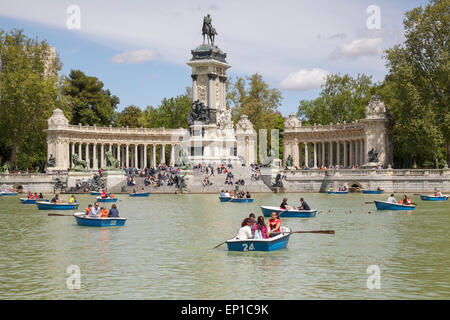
[0,193,449,299]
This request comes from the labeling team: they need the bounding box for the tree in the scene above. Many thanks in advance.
[0,29,62,170]
[115,105,143,128]
[297,73,375,125]
[380,0,449,168]
[61,70,119,126]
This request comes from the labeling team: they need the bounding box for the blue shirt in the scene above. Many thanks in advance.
[108,208,119,217]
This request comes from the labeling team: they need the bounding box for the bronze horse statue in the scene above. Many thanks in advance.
[202,14,217,45]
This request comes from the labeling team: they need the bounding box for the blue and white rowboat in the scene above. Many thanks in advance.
[362,189,384,194]
[90,191,102,195]
[327,190,348,194]
[229,198,254,203]
[129,192,150,197]
[20,198,49,204]
[96,196,118,202]
[260,206,317,218]
[219,196,232,202]
[73,212,126,227]
[420,195,448,201]
[36,201,79,210]
[1,192,18,196]
[374,200,416,211]
[226,227,291,251]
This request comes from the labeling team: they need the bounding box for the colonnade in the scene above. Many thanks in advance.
[69,142,177,170]
[287,139,365,168]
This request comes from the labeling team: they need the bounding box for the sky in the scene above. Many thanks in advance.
[0,0,428,116]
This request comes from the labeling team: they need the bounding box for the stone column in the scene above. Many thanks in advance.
[100,144,104,168]
[144,145,147,168]
[356,140,360,166]
[349,140,354,167]
[160,144,166,165]
[170,145,175,167]
[151,144,156,168]
[292,140,299,167]
[321,142,325,167]
[109,144,112,153]
[78,143,82,160]
[220,76,227,110]
[360,139,364,165]
[208,74,217,110]
[93,143,98,170]
[343,141,347,168]
[134,144,138,168]
[329,141,333,167]
[85,143,90,169]
[125,145,129,167]
[336,141,340,167]
[313,142,318,168]
[116,144,120,168]
[71,143,75,168]
[304,142,309,168]
[191,75,198,101]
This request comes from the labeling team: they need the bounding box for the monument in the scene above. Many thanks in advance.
[183,14,256,166]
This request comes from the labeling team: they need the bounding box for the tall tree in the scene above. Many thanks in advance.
[61,70,119,126]
[115,105,143,128]
[380,0,449,168]
[0,29,62,169]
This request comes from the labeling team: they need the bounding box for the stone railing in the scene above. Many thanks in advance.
[281,168,450,177]
[60,124,187,136]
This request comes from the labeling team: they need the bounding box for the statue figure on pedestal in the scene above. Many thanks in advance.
[368,148,379,162]
[202,13,217,45]
[47,154,56,167]
[286,155,293,167]
[71,154,88,171]
[105,151,120,170]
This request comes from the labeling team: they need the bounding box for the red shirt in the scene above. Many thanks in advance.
[268,218,281,233]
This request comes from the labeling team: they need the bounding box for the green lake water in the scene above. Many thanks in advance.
[0,193,449,299]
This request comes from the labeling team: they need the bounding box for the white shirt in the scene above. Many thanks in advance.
[236,226,252,240]
[387,196,397,203]
[224,192,230,197]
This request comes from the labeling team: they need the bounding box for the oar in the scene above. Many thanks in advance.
[213,240,227,249]
[364,201,374,204]
[273,230,335,235]
[48,213,73,216]
[254,197,264,199]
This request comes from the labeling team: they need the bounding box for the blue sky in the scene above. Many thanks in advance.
[0,0,427,116]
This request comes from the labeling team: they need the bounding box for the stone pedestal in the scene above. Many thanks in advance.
[103,170,126,192]
[67,171,92,189]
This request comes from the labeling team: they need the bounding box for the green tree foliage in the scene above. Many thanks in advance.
[61,69,119,126]
[379,0,449,168]
[141,92,192,129]
[297,73,375,125]
[0,29,63,170]
[115,105,143,128]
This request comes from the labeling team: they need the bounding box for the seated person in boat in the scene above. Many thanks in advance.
[50,194,59,203]
[387,194,397,203]
[85,204,92,215]
[89,202,101,217]
[266,212,281,238]
[249,213,256,226]
[236,218,253,240]
[38,193,44,199]
[108,204,119,217]
[399,194,412,205]
[298,198,311,210]
[252,216,268,239]
[224,190,230,197]
[246,191,251,199]
[220,190,225,197]
[27,192,33,199]
[101,190,107,198]
[100,207,109,218]
[280,198,291,210]
[435,189,443,197]
[33,193,39,199]
[110,193,115,198]
[69,195,77,203]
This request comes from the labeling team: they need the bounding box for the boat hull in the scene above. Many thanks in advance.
[20,198,49,204]
[73,213,126,227]
[219,196,232,202]
[96,197,118,202]
[374,200,415,210]
[327,191,348,194]
[129,193,150,197]
[229,198,254,203]
[420,195,448,201]
[90,191,101,195]
[226,228,291,252]
[260,206,317,218]
[36,202,79,210]
[1,192,18,196]
[362,190,384,194]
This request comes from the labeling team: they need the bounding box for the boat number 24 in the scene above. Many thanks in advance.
[242,243,255,251]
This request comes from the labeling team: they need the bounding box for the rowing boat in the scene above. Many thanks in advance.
[129,192,150,197]
[20,198,49,204]
[420,195,448,201]
[327,190,348,194]
[96,196,118,202]
[362,189,384,194]
[229,198,254,203]
[226,227,291,251]
[219,196,232,202]
[374,200,416,210]
[260,206,317,218]
[36,201,79,210]
[73,212,126,227]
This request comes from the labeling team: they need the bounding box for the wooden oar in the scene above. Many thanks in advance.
[273,230,335,235]
[213,241,227,249]
[364,201,374,204]
[48,213,73,216]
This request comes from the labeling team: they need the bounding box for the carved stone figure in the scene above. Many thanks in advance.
[47,108,69,129]
[202,14,217,45]
[286,155,293,167]
[236,115,254,132]
[187,100,216,125]
[105,151,120,169]
[365,95,387,119]
[273,173,284,188]
[47,154,56,167]
[218,107,233,130]
[71,154,88,171]
[284,113,301,129]
[368,148,379,162]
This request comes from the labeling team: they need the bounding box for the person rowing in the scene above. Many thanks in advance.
[89,202,101,217]
[280,198,292,210]
[236,218,253,240]
[386,194,397,203]
[399,194,412,205]
[267,212,281,238]
[297,198,311,210]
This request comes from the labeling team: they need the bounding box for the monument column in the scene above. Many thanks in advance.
[71,143,75,168]
[93,143,98,170]
[313,142,318,168]
[170,145,175,167]
[152,144,156,168]
[360,139,364,166]
[304,142,309,168]
[292,140,299,167]
[208,74,217,109]
[329,141,333,167]
[343,141,348,168]
[100,144,104,168]
[321,142,325,167]
[143,145,147,168]
[161,144,166,165]
[78,143,82,160]
[134,145,138,168]
[336,141,340,167]
[125,145,129,167]
[219,76,227,111]
[350,140,354,167]
[85,144,90,169]
[191,75,198,101]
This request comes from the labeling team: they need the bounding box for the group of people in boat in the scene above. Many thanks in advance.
[85,202,119,218]
[386,194,413,205]
[280,197,311,210]
[237,212,282,240]
[26,192,44,199]
[220,190,251,199]
[100,190,114,198]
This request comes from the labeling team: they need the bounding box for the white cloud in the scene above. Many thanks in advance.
[279,68,329,91]
[110,49,159,64]
[330,38,383,60]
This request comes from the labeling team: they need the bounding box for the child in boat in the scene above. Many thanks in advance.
[246,191,251,199]
[267,212,281,238]
[280,198,291,210]
[387,194,397,203]
[101,191,107,198]
[85,204,92,215]
[398,194,412,205]
[236,218,253,240]
[252,216,268,239]
[100,207,109,218]
[69,195,76,203]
